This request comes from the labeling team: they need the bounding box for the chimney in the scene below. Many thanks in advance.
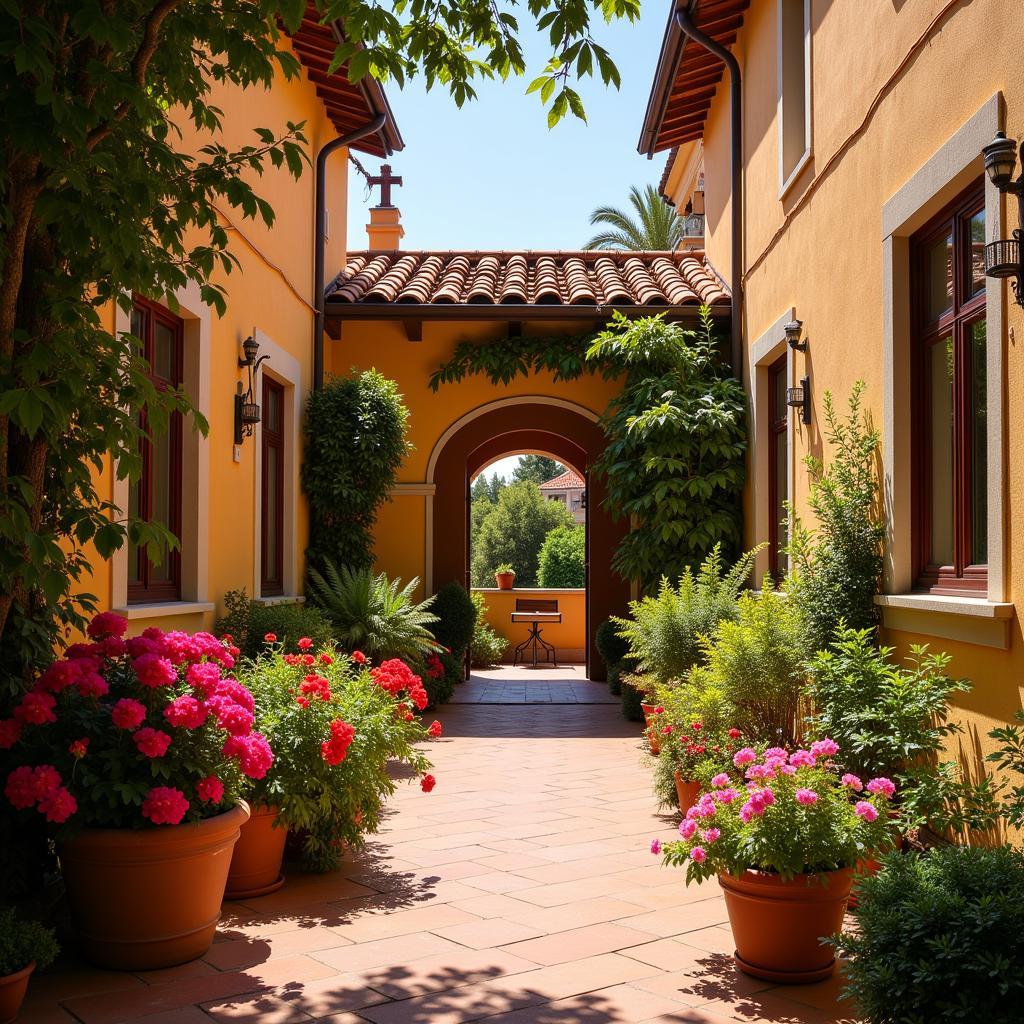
[366,163,404,250]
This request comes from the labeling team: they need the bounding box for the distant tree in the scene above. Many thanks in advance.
[538,525,586,588]
[471,482,574,587]
[471,472,506,504]
[512,455,566,486]
[584,184,682,251]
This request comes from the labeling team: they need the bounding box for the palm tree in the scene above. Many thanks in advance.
[584,184,683,251]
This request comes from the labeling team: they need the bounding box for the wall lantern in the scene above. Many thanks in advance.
[580,489,588,510]
[234,333,270,445]
[784,319,807,352]
[981,131,1024,306]
[787,376,811,424]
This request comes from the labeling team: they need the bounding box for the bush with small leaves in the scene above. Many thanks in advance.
[215,590,334,662]
[0,907,59,976]
[469,594,507,668]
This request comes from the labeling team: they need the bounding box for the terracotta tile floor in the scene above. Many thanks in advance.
[25,670,859,1024]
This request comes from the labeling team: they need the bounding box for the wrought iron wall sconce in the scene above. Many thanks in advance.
[787,376,811,424]
[982,131,1024,306]
[234,333,270,445]
[784,319,807,352]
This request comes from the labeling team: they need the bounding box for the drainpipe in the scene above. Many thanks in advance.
[314,114,387,390]
[674,5,743,381]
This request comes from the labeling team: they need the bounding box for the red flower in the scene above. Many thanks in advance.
[111,697,146,730]
[299,674,332,702]
[38,787,77,823]
[196,776,224,804]
[661,725,673,735]
[86,612,129,640]
[69,738,89,759]
[427,720,443,738]
[36,660,79,694]
[14,691,56,725]
[206,696,254,736]
[5,766,41,809]
[164,695,208,730]
[283,653,300,666]
[133,653,176,688]
[301,653,315,667]
[296,696,309,708]
[221,633,234,643]
[321,719,356,766]
[351,651,367,665]
[297,637,313,650]
[728,728,742,739]
[75,671,109,698]
[186,662,221,696]
[133,727,172,759]
[141,786,189,825]
[420,774,437,793]
[264,632,277,643]
[0,719,22,749]
[319,654,334,665]
[691,722,703,731]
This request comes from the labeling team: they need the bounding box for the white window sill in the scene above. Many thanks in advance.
[253,594,306,607]
[875,594,1014,649]
[113,601,215,620]
[779,146,813,200]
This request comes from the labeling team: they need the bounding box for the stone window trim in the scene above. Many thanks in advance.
[777,0,813,198]
[881,93,1007,624]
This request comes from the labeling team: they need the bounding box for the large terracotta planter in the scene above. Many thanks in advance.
[495,572,515,591]
[640,703,660,754]
[225,805,288,900]
[719,868,853,984]
[59,803,249,970]
[0,962,34,1024]
[674,774,701,812]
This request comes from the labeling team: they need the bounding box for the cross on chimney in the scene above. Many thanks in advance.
[368,163,403,208]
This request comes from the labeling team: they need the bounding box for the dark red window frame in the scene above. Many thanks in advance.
[911,182,987,595]
[767,355,789,583]
[128,296,183,604]
[260,376,286,597]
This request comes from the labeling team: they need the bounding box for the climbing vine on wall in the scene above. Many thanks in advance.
[431,308,748,589]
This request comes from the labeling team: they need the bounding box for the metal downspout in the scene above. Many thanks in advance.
[674,5,743,381]
[313,113,387,390]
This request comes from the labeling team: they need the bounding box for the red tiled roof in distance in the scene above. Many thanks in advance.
[326,250,730,309]
[540,469,586,490]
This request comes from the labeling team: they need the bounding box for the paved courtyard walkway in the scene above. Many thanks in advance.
[25,671,855,1024]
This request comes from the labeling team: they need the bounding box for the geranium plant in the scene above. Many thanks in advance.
[0,613,271,830]
[656,739,897,881]
[235,638,436,870]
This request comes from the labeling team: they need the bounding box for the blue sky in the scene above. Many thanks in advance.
[346,3,671,251]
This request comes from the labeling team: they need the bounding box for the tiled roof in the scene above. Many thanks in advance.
[540,469,585,490]
[327,251,729,308]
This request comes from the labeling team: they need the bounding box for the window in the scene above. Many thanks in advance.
[778,0,811,189]
[767,356,789,581]
[912,183,987,594]
[261,376,285,597]
[127,298,183,603]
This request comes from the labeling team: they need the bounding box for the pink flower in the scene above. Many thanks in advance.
[702,827,721,843]
[87,612,129,640]
[14,691,56,725]
[715,787,741,804]
[0,718,22,749]
[213,679,255,713]
[186,662,222,697]
[854,801,879,822]
[223,733,274,779]
[207,696,254,736]
[164,695,208,730]
[196,776,224,804]
[779,764,797,775]
[796,788,819,806]
[297,637,313,650]
[650,838,662,855]
[126,635,160,659]
[133,727,172,759]
[739,804,755,823]
[789,749,816,768]
[866,777,896,798]
[810,738,839,758]
[841,773,863,790]
[111,697,146,730]
[678,818,698,839]
[764,746,788,760]
[711,772,730,788]
[133,653,177,688]
[733,747,757,767]
[75,671,109,698]
[141,786,189,826]
[36,660,79,693]
[38,787,77,824]
[746,764,776,781]
[5,766,41,809]
[690,846,707,863]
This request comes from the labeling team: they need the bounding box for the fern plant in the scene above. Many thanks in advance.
[613,544,757,685]
[307,562,439,661]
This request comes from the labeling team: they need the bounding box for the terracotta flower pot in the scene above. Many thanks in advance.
[719,868,853,984]
[225,805,288,900]
[640,703,660,754]
[0,962,34,1024]
[495,572,515,591]
[674,774,701,812]
[58,803,249,970]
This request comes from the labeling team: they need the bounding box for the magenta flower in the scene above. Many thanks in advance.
[679,818,698,839]
[854,800,879,822]
[795,788,819,806]
[841,773,863,790]
[702,827,721,843]
[650,838,662,855]
[866,777,896,798]
[810,738,839,758]
[690,846,707,863]
[711,772,731,788]
[789,749,816,768]
[733,747,757,767]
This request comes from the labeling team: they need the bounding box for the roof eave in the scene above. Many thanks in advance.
[324,301,729,322]
[637,1,689,157]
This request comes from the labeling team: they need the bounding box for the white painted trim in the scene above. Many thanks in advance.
[112,282,211,608]
[875,594,1013,618]
[113,601,215,620]
[880,92,1006,603]
[250,328,301,600]
[748,308,796,580]
[777,0,813,196]
[876,595,1013,650]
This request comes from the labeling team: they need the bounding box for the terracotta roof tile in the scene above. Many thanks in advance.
[540,469,586,489]
[327,250,729,308]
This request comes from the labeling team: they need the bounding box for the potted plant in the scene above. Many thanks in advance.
[494,564,516,591]
[0,612,270,970]
[231,639,437,880]
[0,908,58,1023]
[656,738,897,983]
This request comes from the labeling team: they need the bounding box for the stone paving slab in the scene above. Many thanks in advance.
[25,686,857,1023]
[451,665,618,704]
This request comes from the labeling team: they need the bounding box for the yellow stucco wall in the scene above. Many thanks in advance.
[472,589,587,662]
[679,0,1024,767]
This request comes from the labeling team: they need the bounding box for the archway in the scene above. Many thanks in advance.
[428,398,629,678]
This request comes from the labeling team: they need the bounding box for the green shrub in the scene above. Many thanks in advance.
[412,649,459,708]
[834,846,1024,1023]
[307,562,439,661]
[620,678,645,722]
[302,369,412,571]
[469,593,507,667]
[787,383,885,653]
[215,590,334,661]
[0,907,59,975]
[428,581,478,657]
[537,525,585,588]
[596,617,628,695]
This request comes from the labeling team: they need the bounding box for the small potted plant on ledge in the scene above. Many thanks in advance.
[0,907,58,1023]
[656,738,897,984]
[494,564,516,591]
[0,612,269,970]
